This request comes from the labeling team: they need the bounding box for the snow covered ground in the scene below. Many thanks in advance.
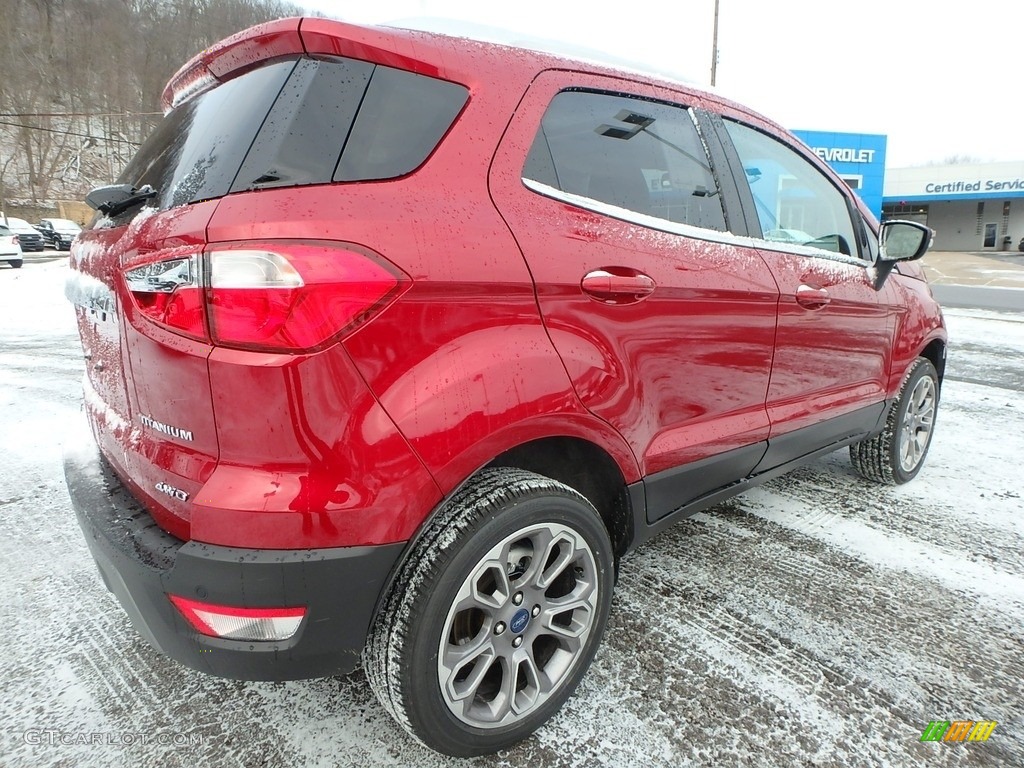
[1,260,1021,767]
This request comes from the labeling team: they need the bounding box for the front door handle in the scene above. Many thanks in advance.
[581,269,656,304]
[795,284,830,309]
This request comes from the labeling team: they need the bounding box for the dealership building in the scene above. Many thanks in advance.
[881,161,1024,251]
[793,130,888,218]
[794,130,1024,252]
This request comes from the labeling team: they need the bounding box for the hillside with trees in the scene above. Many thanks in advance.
[0,0,303,216]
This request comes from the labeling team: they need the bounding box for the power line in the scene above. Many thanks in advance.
[0,120,141,146]
[0,111,161,118]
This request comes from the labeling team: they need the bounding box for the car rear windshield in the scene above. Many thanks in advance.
[117,56,469,212]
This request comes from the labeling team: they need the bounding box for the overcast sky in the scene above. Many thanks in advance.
[302,0,1023,168]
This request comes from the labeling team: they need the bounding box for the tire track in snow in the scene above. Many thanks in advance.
[607,506,1024,767]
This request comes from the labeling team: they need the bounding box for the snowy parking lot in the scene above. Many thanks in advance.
[1,260,1021,767]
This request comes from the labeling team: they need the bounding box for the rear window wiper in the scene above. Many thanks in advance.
[86,184,159,217]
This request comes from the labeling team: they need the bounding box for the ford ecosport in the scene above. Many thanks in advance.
[64,17,946,757]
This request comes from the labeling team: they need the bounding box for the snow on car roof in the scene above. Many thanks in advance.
[385,17,702,89]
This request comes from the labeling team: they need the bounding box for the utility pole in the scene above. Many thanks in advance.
[710,0,721,87]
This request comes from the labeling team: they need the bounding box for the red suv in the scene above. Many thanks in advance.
[64,18,946,757]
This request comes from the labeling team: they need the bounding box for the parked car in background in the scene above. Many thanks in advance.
[0,216,45,251]
[64,17,947,757]
[36,218,81,250]
[0,224,23,268]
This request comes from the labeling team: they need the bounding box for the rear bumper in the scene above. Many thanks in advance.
[64,438,403,681]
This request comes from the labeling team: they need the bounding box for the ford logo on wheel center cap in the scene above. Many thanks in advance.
[509,608,531,634]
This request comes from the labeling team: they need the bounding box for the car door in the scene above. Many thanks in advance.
[37,221,52,246]
[488,72,780,520]
[717,119,894,469]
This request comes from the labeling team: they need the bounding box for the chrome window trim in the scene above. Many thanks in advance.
[521,177,867,269]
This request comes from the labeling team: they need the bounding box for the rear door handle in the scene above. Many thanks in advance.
[581,269,656,304]
[795,284,830,309]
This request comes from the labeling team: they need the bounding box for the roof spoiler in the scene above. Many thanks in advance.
[161,17,445,113]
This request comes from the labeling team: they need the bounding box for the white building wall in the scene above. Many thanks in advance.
[926,199,1024,251]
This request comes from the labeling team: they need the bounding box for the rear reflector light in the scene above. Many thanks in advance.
[169,595,305,641]
[122,242,405,352]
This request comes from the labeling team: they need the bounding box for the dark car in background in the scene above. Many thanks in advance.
[0,217,45,251]
[36,217,82,250]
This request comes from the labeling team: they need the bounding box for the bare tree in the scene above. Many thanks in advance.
[0,0,302,203]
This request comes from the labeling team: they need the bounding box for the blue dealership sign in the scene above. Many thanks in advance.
[792,130,887,219]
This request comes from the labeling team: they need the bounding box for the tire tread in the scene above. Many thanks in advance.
[849,357,937,485]
[364,467,595,749]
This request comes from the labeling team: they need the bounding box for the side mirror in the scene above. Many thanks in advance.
[873,220,933,289]
[880,220,932,262]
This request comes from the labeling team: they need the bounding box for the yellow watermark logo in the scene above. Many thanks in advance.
[919,720,997,742]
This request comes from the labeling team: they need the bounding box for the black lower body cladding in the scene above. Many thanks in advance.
[63,442,403,681]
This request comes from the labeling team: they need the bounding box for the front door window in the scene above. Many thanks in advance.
[724,121,860,259]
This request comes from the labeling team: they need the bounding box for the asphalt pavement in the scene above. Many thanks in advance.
[922,250,1024,311]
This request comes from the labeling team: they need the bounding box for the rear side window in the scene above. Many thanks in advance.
[119,57,468,212]
[231,58,374,192]
[335,67,469,181]
[523,91,727,232]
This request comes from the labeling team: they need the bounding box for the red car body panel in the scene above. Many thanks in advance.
[195,341,442,548]
[74,201,220,541]
[74,17,947,561]
[755,251,892,434]
[884,273,947,396]
[161,18,306,109]
[488,71,778,477]
[697,92,946,406]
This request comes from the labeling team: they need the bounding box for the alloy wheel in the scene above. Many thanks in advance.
[437,522,600,729]
[898,375,936,473]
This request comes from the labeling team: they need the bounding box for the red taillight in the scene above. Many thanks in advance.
[169,595,305,641]
[208,244,400,351]
[124,252,207,340]
[123,242,405,352]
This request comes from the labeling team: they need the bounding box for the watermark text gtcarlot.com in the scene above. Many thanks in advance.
[24,729,203,747]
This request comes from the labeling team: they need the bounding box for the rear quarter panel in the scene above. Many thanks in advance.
[204,45,641,500]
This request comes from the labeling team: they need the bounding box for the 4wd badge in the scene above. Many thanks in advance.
[155,482,189,502]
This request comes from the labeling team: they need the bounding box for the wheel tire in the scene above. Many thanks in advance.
[8,259,23,269]
[850,357,939,484]
[364,467,615,757]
